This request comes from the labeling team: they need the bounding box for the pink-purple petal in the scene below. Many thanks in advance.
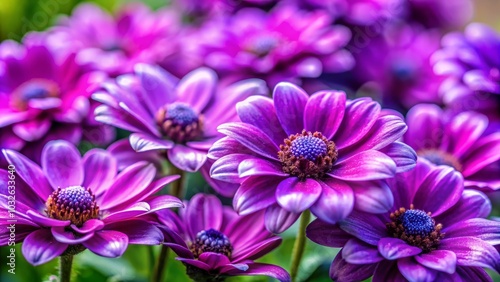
[276,177,322,213]
[306,219,352,248]
[377,237,422,260]
[233,176,281,215]
[22,229,68,266]
[404,104,444,151]
[51,226,94,244]
[351,180,394,214]
[415,250,457,274]
[342,238,384,264]
[310,178,354,224]
[82,230,129,258]
[329,150,397,181]
[176,67,216,112]
[398,257,437,282]
[264,204,300,234]
[168,144,207,172]
[439,237,500,271]
[129,133,174,152]
[273,82,308,136]
[42,140,84,189]
[82,149,117,197]
[304,90,346,139]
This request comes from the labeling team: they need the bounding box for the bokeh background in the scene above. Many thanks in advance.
[0,0,499,281]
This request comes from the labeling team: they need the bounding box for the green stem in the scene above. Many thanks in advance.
[59,255,73,282]
[290,210,311,282]
[152,165,185,282]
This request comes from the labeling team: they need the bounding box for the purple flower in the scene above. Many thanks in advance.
[307,159,500,281]
[291,0,404,26]
[0,39,113,163]
[0,140,182,265]
[404,104,500,191]
[93,64,266,177]
[351,24,444,110]
[432,23,500,121]
[45,3,181,77]
[171,0,276,19]
[195,5,353,87]
[209,82,416,233]
[157,194,290,282]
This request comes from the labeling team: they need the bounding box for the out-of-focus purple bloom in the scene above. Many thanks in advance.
[408,0,473,29]
[0,39,113,163]
[195,5,354,87]
[351,24,444,110]
[0,140,182,265]
[209,82,416,233]
[307,159,500,281]
[157,194,290,282]
[93,64,266,178]
[172,0,276,20]
[45,3,181,77]
[432,23,500,123]
[291,0,404,26]
[404,104,500,192]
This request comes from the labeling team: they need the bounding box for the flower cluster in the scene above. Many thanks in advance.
[0,1,499,282]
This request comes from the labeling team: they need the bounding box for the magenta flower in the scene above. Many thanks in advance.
[209,82,416,233]
[93,64,266,176]
[0,140,182,265]
[408,0,473,29]
[196,5,353,87]
[404,104,500,191]
[0,39,113,163]
[307,159,500,281]
[432,23,500,120]
[157,194,290,282]
[352,24,444,110]
[45,3,181,77]
[171,0,276,19]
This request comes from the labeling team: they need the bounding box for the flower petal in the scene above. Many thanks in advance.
[210,154,253,183]
[217,122,280,160]
[330,252,377,282]
[51,226,94,244]
[176,67,217,112]
[342,238,384,264]
[276,177,322,213]
[398,257,437,282]
[167,144,207,172]
[273,82,308,136]
[310,178,354,224]
[185,194,223,239]
[350,180,393,214]
[404,104,444,151]
[444,218,500,245]
[129,133,174,153]
[82,230,129,257]
[443,112,488,157]
[238,158,287,178]
[22,229,67,266]
[82,149,117,197]
[415,250,457,274]
[306,219,352,248]
[105,220,164,245]
[233,176,281,215]
[378,237,422,260]
[439,237,500,271]
[230,263,290,282]
[304,90,346,139]
[462,132,500,176]
[329,150,397,181]
[379,142,417,173]
[42,140,83,189]
[236,96,287,146]
[264,204,300,234]
[436,189,491,227]
[339,211,387,245]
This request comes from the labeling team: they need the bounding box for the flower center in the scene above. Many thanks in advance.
[247,36,278,57]
[155,102,203,143]
[189,229,233,258]
[11,79,59,110]
[45,186,99,226]
[417,149,462,172]
[278,130,337,180]
[386,205,444,253]
[391,59,417,82]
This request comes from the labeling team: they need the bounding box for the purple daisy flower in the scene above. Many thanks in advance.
[432,23,500,122]
[157,193,290,282]
[351,24,444,110]
[404,104,500,191]
[93,64,266,177]
[209,82,416,233]
[0,140,182,265]
[195,5,354,87]
[0,39,113,163]
[171,0,276,20]
[307,159,500,281]
[45,3,181,77]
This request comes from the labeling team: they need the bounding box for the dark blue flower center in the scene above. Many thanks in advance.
[155,102,203,143]
[391,60,417,82]
[400,209,434,237]
[189,228,233,258]
[417,149,462,171]
[386,206,444,253]
[279,131,337,180]
[290,135,328,161]
[45,186,99,226]
[12,79,59,109]
[248,36,278,56]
